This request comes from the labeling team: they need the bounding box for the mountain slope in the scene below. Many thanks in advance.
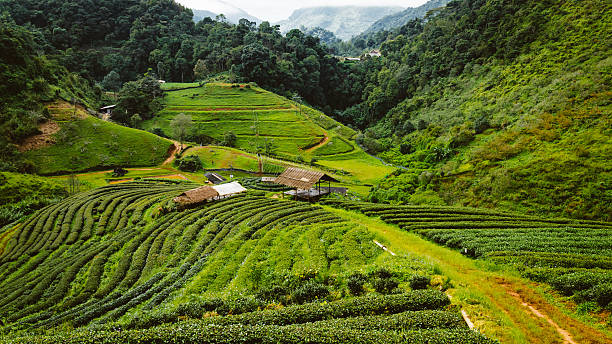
[343,0,612,221]
[363,0,451,34]
[277,6,403,40]
[190,0,260,24]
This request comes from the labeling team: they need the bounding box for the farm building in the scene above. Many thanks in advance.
[173,186,219,207]
[205,172,227,184]
[261,177,276,183]
[99,104,116,115]
[274,167,343,201]
[173,182,247,207]
[212,182,247,199]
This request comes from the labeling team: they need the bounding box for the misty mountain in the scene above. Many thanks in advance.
[363,0,451,34]
[277,6,403,41]
[191,0,259,24]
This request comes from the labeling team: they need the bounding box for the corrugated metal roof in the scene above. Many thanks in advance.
[205,172,226,184]
[274,167,325,190]
[212,182,247,197]
[173,186,219,205]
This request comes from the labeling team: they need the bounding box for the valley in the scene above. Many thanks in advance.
[0,0,610,343]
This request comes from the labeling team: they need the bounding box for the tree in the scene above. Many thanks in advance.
[101,70,121,91]
[130,114,142,128]
[170,113,192,148]
[193,59,208,81]
[222,131,237,147]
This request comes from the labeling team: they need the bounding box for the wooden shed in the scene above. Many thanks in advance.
[274,167,339,201]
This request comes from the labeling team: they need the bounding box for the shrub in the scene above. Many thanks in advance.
[574,283,612,308]
[177,155,203,172]
[347,273,367,296]
[409,275,431,290]
[292,281,329,304]
[373,278,399,294]
[256,285,289,303]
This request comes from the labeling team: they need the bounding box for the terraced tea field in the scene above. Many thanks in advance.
[0,181,494,343]
[322,199,612,311]
[145,84,333,157]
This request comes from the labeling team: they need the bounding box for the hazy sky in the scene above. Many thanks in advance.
[176,0,430,22]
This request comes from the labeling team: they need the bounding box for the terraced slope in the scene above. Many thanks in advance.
[147,83,359,159]
[322,199,612,310]
[0,181,493,343]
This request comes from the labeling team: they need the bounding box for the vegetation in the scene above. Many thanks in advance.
[23,103,172,175]
[322,199,612,312]
[0,181,495,343]
[0,172,67,227]
[336,0,611,221]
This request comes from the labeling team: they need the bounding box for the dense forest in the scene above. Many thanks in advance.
[343,0,611,220]
[0,0,358,112]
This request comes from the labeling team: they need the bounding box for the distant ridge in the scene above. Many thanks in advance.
[190,0,260,24]
[277,6,403,40]
[363,0,451,34]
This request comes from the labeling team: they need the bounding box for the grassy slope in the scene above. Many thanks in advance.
[326,207,612,344]
[375,0,612,221]
[24,102,173,175]
[147,82,394,187]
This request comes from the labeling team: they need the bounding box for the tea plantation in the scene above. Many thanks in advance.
[322,199,612,310]
[0,181,495,343]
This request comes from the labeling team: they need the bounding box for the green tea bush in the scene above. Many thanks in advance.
[291,280,330,304]
[347,273,367,296]
[409,275,431,290]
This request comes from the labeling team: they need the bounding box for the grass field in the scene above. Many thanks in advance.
[144,84,326,156]
[0,181,496,343]
[23,102,172,175]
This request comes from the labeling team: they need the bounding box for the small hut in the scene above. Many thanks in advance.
[173,186,219,207]
[212,182,247,199]
[274,167,340,201]
[205,172,226,184]
[261,177,276,184]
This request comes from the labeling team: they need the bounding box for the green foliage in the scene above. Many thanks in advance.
[221,131,237,148]
[115,74,163,123]
[176,155,203,172]
[322,198,612,310]
[362,0,612,221]
[409,275,431,290]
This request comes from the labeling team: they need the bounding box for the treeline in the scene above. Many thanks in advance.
[0,0,359,112]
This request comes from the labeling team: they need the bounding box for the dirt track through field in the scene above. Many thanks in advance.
[305,134,329,153]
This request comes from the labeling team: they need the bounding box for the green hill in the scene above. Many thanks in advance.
[0,181,494,343]
[22,102,173,175]
[344,0,612,221]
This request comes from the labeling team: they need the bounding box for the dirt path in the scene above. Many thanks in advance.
[17,120,60,152]
[503,284,576,344]
[305,134,330,153]
[162,141,182,166]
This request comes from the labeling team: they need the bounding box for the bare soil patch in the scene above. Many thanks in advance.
[18,120,60,152]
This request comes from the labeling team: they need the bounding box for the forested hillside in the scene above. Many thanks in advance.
[0,0,353,112]
[0,18,105,173]
[338,0,611,221]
